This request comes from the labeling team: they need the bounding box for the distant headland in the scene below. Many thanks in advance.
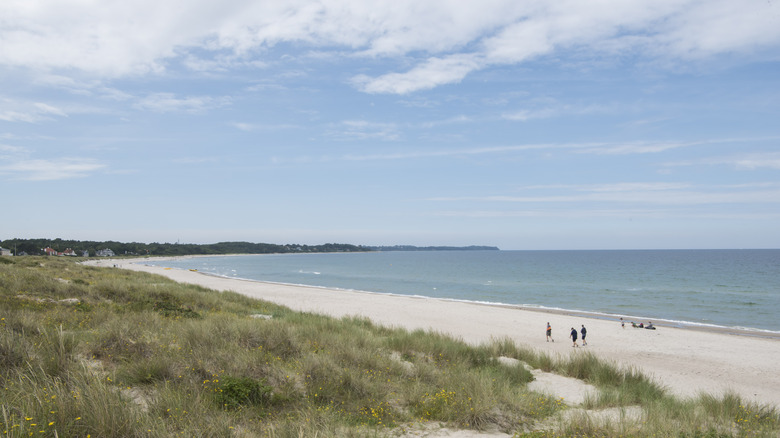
[365,245,499,251]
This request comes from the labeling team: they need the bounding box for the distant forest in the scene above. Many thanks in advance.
[0,239,367,257]
[0,239,498,257]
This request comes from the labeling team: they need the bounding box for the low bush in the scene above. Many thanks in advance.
[213,375,273,410]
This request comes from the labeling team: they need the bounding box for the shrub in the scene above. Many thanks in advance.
[153,298,201,318]
[214,375,273,410]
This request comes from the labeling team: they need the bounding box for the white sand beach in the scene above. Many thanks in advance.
[90,258,780,409]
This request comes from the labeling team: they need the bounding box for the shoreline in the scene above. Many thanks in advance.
[132,255,780,339]
[203,271,780,339]
[87,257,780,408]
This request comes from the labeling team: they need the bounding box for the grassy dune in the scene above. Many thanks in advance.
[1,256,777,437]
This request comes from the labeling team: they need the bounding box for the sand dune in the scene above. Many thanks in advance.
[90,258,780,408]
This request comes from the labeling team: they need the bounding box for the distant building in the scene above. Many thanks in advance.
[0,247,11,256]
[43,247,58,256]
[96,248,115,257]
[82,250,90,257]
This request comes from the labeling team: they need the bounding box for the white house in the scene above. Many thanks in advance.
[0,247,11,256]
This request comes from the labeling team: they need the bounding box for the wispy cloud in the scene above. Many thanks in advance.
[732,153,780,170]
[134,93,231,113]
[0,99,68,123]
[229,122,300,132]
[3,0,776,94]
[501,101,616,122]
[666,151,780,170]
[0,144,27,160]
[351,1,780,94]
[431,208,780,220]
[576,137,780,156]
[427,182,780,206]
[335,138,730,162]
[326,120,401,141]
[0,158,106,181]
[36,75,133,101]
[352,54,482,94]
[417,115,473,129]
[171,156,222,165]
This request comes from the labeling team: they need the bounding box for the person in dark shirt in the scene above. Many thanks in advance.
[570,327,578,347]
[580,325,587,346]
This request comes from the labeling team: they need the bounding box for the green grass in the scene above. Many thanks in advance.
[1,256,778,437]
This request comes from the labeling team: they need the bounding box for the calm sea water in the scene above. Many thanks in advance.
[146,250,780,333]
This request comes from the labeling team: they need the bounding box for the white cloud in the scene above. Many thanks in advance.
[0,144,27,160]
[2,0,778,94]
[0,98,68,123]
[502,108,556,122]
[0,158,106,181]
[577,140,696,155]
[432,208,780,220]
[417,115,473,129]
[352,54,483,94]
[229,122,299,131]
[732,153,780,170]
[36,75,133,101]
[658,1,780,58]
[327,120,401,141]
[428,181,780,206]
[352,0,780,94]
[133,93,231,113]
[664,150,780,170]
[501,100,616,122]
[575,182,692,192]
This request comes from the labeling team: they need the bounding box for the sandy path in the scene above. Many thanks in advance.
[89,258,780,408]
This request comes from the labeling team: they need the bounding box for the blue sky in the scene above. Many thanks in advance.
[1,0,779,250]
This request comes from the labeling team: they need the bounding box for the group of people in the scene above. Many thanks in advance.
[546,322,587,347]
[620,317,656,330]
[546,318,657,347]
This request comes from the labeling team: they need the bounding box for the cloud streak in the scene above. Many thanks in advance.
[427,182,780,206]
[664,151,780,170]
[0,158,106,181]
[133,93,231,113]
[337,137,774,162]
[0,99,68,123]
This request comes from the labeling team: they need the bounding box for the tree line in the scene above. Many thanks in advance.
[0,238,369,257]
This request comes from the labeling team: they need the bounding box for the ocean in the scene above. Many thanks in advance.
[146,249,780,333]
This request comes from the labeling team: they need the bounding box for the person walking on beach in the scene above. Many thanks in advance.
[620,317,625,329]
[580,324,587,346]
[570,327,578,347]
[546,322,554,342]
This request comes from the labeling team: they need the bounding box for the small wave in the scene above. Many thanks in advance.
[298,270,321,275]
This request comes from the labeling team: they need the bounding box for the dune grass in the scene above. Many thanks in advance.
[1,256,778,437]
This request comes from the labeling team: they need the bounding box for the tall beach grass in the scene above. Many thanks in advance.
[0,256,777,437]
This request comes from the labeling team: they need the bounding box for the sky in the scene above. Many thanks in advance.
[1,0,780,250]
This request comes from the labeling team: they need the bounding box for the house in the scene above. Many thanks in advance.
[96,248,115,257]
[0,247,12,256]
[61,248,77,256]
[43,247,59,256]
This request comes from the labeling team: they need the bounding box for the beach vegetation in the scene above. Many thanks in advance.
[1,257,778,437]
